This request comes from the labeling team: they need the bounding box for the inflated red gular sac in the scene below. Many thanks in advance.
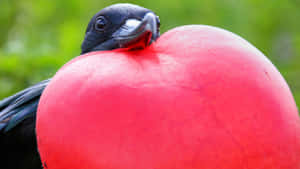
[37,12,300,169]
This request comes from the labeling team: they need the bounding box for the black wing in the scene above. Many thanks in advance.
[0,79,51,133]
[0,79,50,169]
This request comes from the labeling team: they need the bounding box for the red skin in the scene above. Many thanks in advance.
[36,25,300,169]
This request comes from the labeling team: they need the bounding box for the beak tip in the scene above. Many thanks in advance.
[114,12,159,50]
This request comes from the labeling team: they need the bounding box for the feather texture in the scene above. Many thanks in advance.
[0,79,50,133]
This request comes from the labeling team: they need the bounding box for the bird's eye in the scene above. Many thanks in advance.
[95,16,107,31]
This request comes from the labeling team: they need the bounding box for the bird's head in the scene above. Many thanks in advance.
[81,3,160,54]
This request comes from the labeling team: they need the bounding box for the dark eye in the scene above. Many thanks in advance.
[95,16,107,31]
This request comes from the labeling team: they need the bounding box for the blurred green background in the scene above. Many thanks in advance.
[0,0,299,108]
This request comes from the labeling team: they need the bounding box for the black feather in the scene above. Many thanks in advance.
[0,80,49,169]
[0,79,50,133]
[0,115,42,169]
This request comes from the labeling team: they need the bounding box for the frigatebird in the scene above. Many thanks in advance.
[0,3,160,169]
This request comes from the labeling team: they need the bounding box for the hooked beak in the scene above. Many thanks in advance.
[112,12,159,49]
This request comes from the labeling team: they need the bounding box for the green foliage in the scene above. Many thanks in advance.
[0,0,299,108]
